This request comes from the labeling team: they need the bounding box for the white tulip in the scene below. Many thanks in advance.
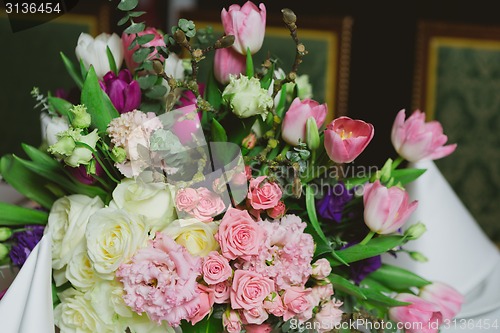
[75,32,124,79]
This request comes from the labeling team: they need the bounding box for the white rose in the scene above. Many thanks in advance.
[75,32,123,79]
[162,219,219,257]
[86,208,148,279]
[54,288,118,333]
[222,75,274,118]
[112,177,176,231]
[40,112,69,146]
[46,194,104,270]
[86,280,133,326]
[125,313,175,333]
[65,245,99,291]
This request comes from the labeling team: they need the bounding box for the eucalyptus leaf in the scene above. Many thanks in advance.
[0,202,48,226]
[136,75,158,90]
[124,22,145,34]
[129,11,146,18]
[117,0,138,11]
[135,34,155,45]
[117,15,130,26]
[145,85,168,99]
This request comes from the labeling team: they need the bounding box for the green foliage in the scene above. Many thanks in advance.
[246,48,254,78]
[0,202,48,226]
[177,18,196,38]
[180,315,223,333]
[106,46,117,75]
[124,22,145,34]
[367,264,431,291]
[117,0,138,11]
[60,52,83,89]
[211,118,228,142]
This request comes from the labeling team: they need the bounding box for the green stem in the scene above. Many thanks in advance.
[278,144,291,158]
[392,156,405,169]
[360,231,376,245]
[74,142,120,184]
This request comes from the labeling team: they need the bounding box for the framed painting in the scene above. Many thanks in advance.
[412,21,500,242]
[180,10,353,122]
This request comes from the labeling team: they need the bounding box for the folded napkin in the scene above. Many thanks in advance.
[0,233,54,333]
[383,160,500,295]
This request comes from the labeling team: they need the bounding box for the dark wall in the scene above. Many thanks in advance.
[197,0,500,167]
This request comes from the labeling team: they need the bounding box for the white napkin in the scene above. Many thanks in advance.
[0,233,54,333]
[383,160,500,295]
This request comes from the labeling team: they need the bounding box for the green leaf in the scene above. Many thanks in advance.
[344,176,369,190]
[135,34,155,45]
[391,168,426,186]
[0,202,48,226]
[79,59,88,79]
[106,46,117,75]
[47,97,73,119]
[117,14,130,26]
[211,118,228,142]
[328,235,407,266]
[136,75,158,90]
[133,47,153,63]
[180,315,223,333]
[22,144,61,169]
[60,52,83,89]
[129,11,146,18]
[0,155,57,209]
[145,85,168,99]
[246,47,254,77]
[367,263,431,291]
[260,63,275,90]
[81,66,119,133]
[205,69,222,110]
[117,0,138,11]
[124,22,145,34]
[305,185,328,245]
[275,85,287,118]
[329,274,367,299]
[361,288,411,307]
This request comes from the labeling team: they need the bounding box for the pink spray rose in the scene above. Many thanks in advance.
[211,281,231,304]
[420,282,464,321]
[245,323,273,333]
[324,116,374,164]
[281,97,327,146]
[247,176,282,210]
[202,251,232,285]
[312,299,344,333]
[389,293,443,333]
[214,47,246,84]
[216,208,265,260]
[263,293,286,317]
[175,188,199,212]
[311,258,332,280]
[363,180,418,234]
[241,306,269,325]
[391,109,457,163]
[221,1,266,55]
[230,270,275,310]
[223,310,242,333]
[282,286,312,321]
[116,232,201,327]
[191,187,226,222]
[122,27,165,73]
[266,201,286,219]
[189,284,215,325]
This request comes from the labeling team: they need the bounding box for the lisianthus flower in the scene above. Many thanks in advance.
[9,225,45,267]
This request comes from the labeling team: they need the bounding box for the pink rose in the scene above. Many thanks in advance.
[189,284,215,325]
[216,208,265,260]
[230,270,274,310]
[266,201,286,219]
[420,282,464,321]
[241,306,269,325]
[283,287,311,321]
[247,176,282,210]
[389,293,443,333]
[391,109,457,163]
[202,251,232,285]
[191,187,226,222]
[263,293,286,317]
[324,116,374,164]
[311,258,332,280]
[363,180,418,234]
[245,323,273,333]
[175,188,199,212]
[313,299,344,333]
[223,310,242,333]
[211,281,231,304]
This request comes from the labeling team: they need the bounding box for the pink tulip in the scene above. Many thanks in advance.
[391,109,457,163]
[281,97,327,146]
[214,47,246,84]
[363,180,418,234]
[221,1,266,55]
[171,104,202,145]
[420,282,464,321]
[324,117,374,164]
[389,293,443,333]
[122,27,166,73]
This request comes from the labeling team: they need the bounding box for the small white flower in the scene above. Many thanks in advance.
[75,32,123,79]
[222,75,274,119]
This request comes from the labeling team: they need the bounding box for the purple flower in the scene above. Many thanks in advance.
[9,225,45,267]
[316,181,354,223]
[100,69,141,114]
[349,254,382,284]
[67,162,104,185]
[178,84,205,108]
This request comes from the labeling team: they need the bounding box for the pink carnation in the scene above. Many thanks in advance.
[230,270,275,310]
[247,176,282,210]
[191,187,226,222]
[216,208,265,260]
[116,232,201,327]
[202,251,232,285]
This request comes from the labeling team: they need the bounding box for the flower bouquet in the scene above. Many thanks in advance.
[0,1,464,332]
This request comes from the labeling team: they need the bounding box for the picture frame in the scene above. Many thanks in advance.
[180,10,353,121]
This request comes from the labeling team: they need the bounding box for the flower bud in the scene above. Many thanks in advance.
[404,222,427,240]
[0,228,12,241]
[70,104,91,129]
[215,35,235,49]
[153,59,164,75]
[174,30,187,44]
[111,146,127,163]
[242,133,257,149]
[0,243,8,261]
[282,8,297,25]
[306,116,320,150]
[409,251,428,262]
